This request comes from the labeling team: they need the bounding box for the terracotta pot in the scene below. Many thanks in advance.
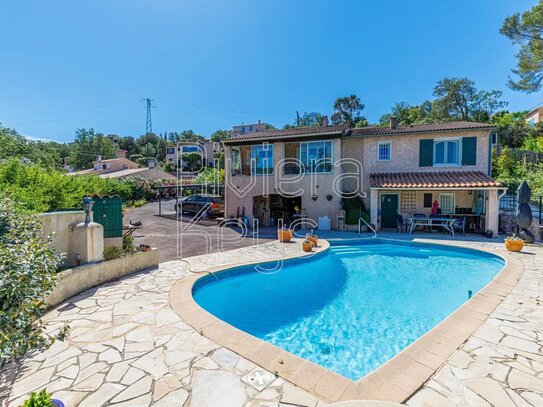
[504,239,524,252]
[307,235,318,247]
[277,229,292,242]
[302,241,313,252]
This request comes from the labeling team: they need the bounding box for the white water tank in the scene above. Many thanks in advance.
[318,215,331,231]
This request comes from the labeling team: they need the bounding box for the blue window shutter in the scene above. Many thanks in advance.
[462,137,477,165]
[419,139,433,167]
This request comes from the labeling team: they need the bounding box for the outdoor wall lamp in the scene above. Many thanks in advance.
[82,196,94,225]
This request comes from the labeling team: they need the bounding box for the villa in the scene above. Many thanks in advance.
[223,119,504,236]
[68,149,175,180]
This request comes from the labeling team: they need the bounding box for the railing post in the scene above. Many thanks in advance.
[539,195,543,225]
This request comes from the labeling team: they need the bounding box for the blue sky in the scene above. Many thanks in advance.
[0,0,541,142]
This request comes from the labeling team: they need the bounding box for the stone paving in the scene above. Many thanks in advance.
[2,240,327,407]
[406,242,543,407]
[1,237,542,407]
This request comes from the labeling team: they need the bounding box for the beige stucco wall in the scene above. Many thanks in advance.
[342,129,492,205]
[224,129,495,231]
[224,138,344,228]
[39,211,89,266]
[45,249,159,307]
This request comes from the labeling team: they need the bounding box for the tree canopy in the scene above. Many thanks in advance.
[331,95,366,126]
[501,1,543,92]
[378,77,507,126]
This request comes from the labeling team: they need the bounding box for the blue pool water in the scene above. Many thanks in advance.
[193,239,504,380]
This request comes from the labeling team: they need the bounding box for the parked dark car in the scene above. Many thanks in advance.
[175,194,224,218]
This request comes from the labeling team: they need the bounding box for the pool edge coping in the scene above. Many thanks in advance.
[169,238,523,404]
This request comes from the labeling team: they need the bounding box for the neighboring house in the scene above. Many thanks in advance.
[525,106,543,126]
[68,149,175,180]
[222,120,504,235]
[165,140,221,169]
[231,121,267,138]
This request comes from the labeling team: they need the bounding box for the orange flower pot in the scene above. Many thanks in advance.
[307,235,318,247]
[278,229,292,242]
[302,241,314,252]
[504,239,524,252]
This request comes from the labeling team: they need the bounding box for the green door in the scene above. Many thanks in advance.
[381,194,398,228]
[92,196,123,238]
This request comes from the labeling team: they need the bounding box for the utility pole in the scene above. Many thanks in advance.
[142,98,155,134]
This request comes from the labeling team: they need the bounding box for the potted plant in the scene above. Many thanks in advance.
[302,238,314,252]
[277,226,292,243]
[484,230,494,239]
[306,230,318,247]
[504,235,524,252]
[21,389,64,407]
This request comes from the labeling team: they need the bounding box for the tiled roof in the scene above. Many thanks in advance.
[224,125,349,142]
[350,121,494,137]
[370,171,501,189]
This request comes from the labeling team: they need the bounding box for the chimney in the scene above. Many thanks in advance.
[93,155,102,170]
[116,149,127,158]
[322,115,329,126]
[390,116,398,129]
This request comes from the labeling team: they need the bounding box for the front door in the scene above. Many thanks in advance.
[381,194,398,228]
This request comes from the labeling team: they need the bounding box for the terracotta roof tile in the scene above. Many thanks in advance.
[370,171,501,189]
[350,121,494,137]
[224,125,349,142]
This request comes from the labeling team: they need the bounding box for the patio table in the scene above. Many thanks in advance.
[408,217,455,236]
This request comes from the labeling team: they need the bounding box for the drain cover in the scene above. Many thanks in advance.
[241,367,276,391]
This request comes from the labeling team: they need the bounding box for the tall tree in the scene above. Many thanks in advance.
[69,128,117,170]
[501,1,543,92]
[432,77,507,122]
[210,129,230,142]
[167,130,204,143]
[331,95,366,126]
[298,112,324,127]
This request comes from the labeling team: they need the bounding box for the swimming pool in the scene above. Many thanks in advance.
[192,239,504,380]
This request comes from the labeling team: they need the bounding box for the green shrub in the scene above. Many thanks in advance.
[0,160,134,213]
[342,194,370,225]
[21,389,53,407]
[131,199,147,208]
[123,234,135,253]
[103,246,122,260]
[0,195,67,365]
[162,161,176,172]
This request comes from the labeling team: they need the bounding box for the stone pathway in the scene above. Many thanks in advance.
[2,237,543,406]
[407,243,543,407]
[2,240,327,407]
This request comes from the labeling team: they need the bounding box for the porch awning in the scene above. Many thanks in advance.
[370,171,501,189]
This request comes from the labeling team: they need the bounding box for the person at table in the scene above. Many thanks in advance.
[431,200,441,216]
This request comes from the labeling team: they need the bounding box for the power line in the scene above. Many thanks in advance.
[156,99,290,122]
[1,100,140,120]
[8,106,142,126]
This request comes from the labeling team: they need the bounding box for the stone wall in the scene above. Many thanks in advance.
[46,248,159,307]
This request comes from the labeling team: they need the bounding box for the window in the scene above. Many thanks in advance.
[434,138,461,165]
[377,141,391,161]
[300,140,333,173]
[251,144,274,175]
[231,147,241,176]
[182,145,201,153]
[423,193,433,208]
[439,193,455,214]
[166,147,175,155]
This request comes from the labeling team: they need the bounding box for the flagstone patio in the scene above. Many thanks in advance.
[1,237,542,407]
